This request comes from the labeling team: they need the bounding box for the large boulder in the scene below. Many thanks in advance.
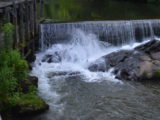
[88,40,160,81]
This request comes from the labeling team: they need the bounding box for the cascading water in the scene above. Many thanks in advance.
[31,20,160,120]
[40,20,160,50]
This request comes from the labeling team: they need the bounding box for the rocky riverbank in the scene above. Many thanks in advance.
[1,76,49,120]
[89,39,160,81]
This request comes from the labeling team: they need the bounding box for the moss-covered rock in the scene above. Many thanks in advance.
[12,93,49,116]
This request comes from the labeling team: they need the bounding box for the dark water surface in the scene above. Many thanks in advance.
[20,76,160,120]
[43,0,160,22]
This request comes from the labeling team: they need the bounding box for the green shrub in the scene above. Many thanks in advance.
[7,50,29,82]
[0,67,17,99]
[8,93,21,107]
[2,23,14,49]
[0,50,29,111]
[29,85,38,95]
[0,67,18,111]
[0,23,43,113]
[154,70,160,77]
[0,50,29,83]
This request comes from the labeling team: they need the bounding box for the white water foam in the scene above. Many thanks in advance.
[31,29,120,114]
[32,29,160,85]
[32,29,119,82]
[31,29,160,115]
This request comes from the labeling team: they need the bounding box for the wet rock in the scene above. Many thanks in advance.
[21,76,38,93]
[88,59,107,72]
[88,40,160,81]
[42,54,52,63]
[89,50,132,72]
[47,71,81,78]
[41,19,54,24]
[27,54,36,63]
[42,52,62,63]
[11,95,49,116]
[135,40,160,53]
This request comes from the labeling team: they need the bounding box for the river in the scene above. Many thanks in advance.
[29,20,160,120]
[26,0,160,119]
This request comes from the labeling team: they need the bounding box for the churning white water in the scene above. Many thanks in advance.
[31,20,160,120]
[32,29,120,84]
[31,29,123,119]
[33,29,153,105]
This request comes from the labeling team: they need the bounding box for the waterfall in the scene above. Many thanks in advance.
[31,19,160,120]
[36,19,160,82]
[40,19,160,50]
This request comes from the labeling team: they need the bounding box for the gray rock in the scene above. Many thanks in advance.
[42,51,62,63]
[88,40,160,81]
[135,40,160,53]
[47,71,81,78]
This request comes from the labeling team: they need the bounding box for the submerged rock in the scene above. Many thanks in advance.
[88,40,160,81]
[42,51,62,63]
[47,71,81,78]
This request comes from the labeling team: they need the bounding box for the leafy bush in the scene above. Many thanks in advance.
[0,23,45,114]
[8,93,21,107]
[7,50,29,82]
[154,70,160,77]
[0,50,29,111]
[29,85,38,95]
[0,50,29,83]
[0,67,17,102]
[2,23,14,49]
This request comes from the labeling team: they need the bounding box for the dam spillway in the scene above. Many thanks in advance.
[40,19,160,50]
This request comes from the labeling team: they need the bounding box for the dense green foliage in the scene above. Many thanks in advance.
[43,0,160,22]
[2,23,14,49]
[0,49,29,111]
[0,23,43,113]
